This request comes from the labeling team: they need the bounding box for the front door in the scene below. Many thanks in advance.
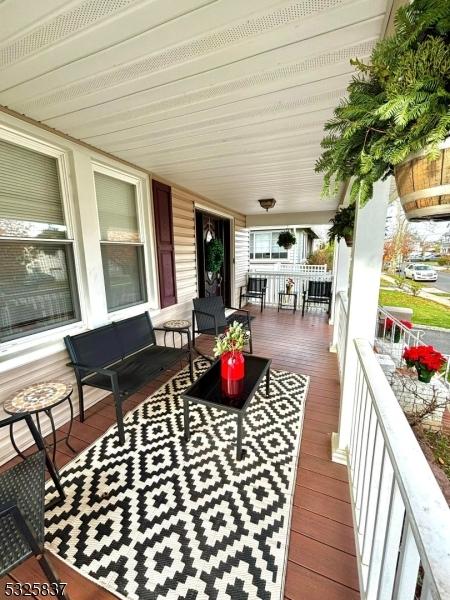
[195,210,231,305]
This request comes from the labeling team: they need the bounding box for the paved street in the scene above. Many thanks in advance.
[423,270,450,293]
[416,327,450,355]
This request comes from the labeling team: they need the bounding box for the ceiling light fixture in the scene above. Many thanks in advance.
[258,198,276,212]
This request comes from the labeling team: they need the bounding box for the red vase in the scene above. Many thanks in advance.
[221,351,245,398]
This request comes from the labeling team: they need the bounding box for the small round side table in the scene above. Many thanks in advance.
[4,381,75,468]
[163,319,191,349]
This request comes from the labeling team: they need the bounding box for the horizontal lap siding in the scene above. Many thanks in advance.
[0,181,247,465]
[0,351,106,464]
[174,187,249,307]
[171,188,197,307]
[234,215,250,306]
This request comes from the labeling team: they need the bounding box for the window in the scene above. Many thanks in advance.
[94,171,147,311]
[0,138,80,343]
[249,231,289,260]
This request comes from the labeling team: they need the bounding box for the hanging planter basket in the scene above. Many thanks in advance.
[395,138,450,222]
[277,231,296,251]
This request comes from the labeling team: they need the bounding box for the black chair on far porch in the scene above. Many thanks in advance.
[192,296,253,356]
[0,418,68,599]
[302,280,333,317]
[239,276,267,312]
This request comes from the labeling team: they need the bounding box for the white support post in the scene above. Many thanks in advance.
[332,179,391,464]
[329,238,350,333]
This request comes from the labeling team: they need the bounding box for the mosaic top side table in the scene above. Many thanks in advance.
[162,319,192,349]
[3,381,75,468]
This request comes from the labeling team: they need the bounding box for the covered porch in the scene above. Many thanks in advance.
[1,307,357,600]
[0,0,449,599]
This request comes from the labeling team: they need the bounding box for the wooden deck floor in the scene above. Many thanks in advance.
[1,306,359,600]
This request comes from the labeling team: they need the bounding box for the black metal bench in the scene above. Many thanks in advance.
[65,312,193,444]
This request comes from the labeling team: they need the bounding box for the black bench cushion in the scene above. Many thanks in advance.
[65,313,157,369]
[306,281,332,299]
[84,346,184,395]
[66,323,122,368]
[115,312,155,357]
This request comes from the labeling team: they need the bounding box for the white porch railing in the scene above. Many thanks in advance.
[350,339,450,600]
[249,263,327,274]
[246,268,332,306]
[335,291,348,377]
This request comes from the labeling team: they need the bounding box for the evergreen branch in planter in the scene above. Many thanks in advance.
[277,231,296,250]
[328,205,355,245]
[205,238,224,273]
[315,0,450,206]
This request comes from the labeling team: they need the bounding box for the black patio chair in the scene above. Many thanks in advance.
[239,276,267,312]
[0,413,65,509]
[192,296,253,357]
[302,280,332,317]
[0,446,69,598]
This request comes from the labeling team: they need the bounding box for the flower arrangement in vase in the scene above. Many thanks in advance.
[385,318,412,343]
[286,277,295,294]
[402,345,446,383]
[213,321,250,398]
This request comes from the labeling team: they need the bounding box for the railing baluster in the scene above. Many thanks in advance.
[360,419,382,556]
[392,519,421,599]
[354,384,370,510]
[377,481,405,599]
[365,447,392,599]
[420,572,433,600]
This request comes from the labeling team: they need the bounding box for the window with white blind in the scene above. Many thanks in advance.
[249,231,289,260]
[0,138,80,343]
[94,171,147,312]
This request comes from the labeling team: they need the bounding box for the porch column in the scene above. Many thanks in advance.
[329,238,350,333]
[332,178,391,465]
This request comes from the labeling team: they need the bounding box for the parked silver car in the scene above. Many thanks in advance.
[404,263,438,282]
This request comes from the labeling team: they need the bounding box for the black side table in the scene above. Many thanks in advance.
[278,291,298,313]
[162,319,191,349]
[4,381,75,469]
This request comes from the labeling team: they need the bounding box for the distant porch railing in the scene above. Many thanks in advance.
[350,339,450,600]
[246,266,332,307]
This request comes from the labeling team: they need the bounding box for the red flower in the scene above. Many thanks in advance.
[385,318,413,331]
[402,345,446,374]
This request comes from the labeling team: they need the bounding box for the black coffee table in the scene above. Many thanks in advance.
[181,355,271,460]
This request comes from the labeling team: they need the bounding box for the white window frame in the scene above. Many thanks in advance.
[91,162,153,320]
[0,125,87,359]
[249,230,290,262]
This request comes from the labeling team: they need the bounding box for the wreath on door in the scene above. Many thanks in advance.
[206,238,224,274]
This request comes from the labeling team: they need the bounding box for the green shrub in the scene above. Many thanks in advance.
[308,245,334,270]
[437,256,450,267]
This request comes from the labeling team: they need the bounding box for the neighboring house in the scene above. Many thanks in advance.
[440,224,450,255]
[249,227,318,270]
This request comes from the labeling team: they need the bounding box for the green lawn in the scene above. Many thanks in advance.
[424,431,450,480]
[379,290,450,329]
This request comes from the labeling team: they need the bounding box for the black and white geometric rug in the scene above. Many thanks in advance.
[45,359,309,600]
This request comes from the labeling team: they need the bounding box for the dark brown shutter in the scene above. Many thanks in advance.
[152,180,177,308]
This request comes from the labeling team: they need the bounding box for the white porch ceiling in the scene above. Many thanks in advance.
[0,0,390,215]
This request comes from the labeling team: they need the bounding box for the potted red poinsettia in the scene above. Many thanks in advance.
[402,345,446,383]
[385,318,412,343]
